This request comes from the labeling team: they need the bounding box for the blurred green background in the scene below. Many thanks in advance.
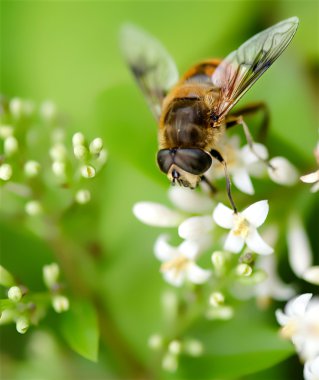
[1,1,318,379]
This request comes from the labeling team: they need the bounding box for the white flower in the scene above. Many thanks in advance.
[207,136,268,195]
[287,215,313,279]
[178,215,213,240]
[267,156,299,186]
[303,267,319,286]
[168,186,214,213]
[301,170,319,193]
[304,356,319,380]
[133,202,184,227]
[213,200,273,255]
[0,163,13,181]
[276,293,319,361]
[154,235,211,287]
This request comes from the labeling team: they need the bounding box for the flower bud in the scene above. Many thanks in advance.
[168,340,182,355]
[148,334,163,350]
[0,266,15,287]
[24,161,41,178]
[73,145,88,160]
[52,295,69,313]
[25,200,42,216]
[184,339,203,357]
[43,263,60,288]
[72,132,85,146]
[0,125,14,139]
[209,291,225,307]
[80,165,96,179]
[52,161,66,178]
[50,144,67,162]
[162,352,178,372]
[8,286,22,302]
[89,137,103,154]
[0,163,13,181]
[16,316,29,334]
[206,306,234,320]
[75,189,91,204]
[268,157,298,186]
[9,98,24,119]
[236,263,252,277]
[40,100,57,122]
[4,136,18,156]
[95,149,108,166]
[211,251,225,271]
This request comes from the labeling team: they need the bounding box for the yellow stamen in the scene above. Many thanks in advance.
[233,214,250,238]
[161,255,189,273]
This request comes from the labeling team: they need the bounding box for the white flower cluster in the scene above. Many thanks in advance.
[276,294,319,380]
[0,96,107,218]
[300,140,319,193]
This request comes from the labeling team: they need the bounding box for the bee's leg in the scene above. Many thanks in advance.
[226,102,269,142]
[210,149,238,214]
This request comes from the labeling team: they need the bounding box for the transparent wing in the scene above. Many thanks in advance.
[211,17,299,119]
[120,24,179,120]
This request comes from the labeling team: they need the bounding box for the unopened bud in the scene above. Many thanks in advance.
[95,149,108,167]
[148,334,163,350]
[10,98,23,119]
[0,163,13,181]
[52,295,69,313]
[25,200,42,216]
[206,305,234,320]
[43,263,60,288]
[8,286,22,302]
[211,251,225,271]
[73,145,87,160]
[184,339,204,357]
[72,132,85,146]
[40,100,57,122]
[4,136,18,156]
[24,161,41,178]
[168,340,182,355]
[209,291,225,307]
[162,352,178,372]
[75,189,91,204]
[236,263,253,277]
[16,316,29,334]
[52,161,66,178]
[50,144,67,162]
[89,137,103,154]
[0,125,14,139]
[81,165,96,179]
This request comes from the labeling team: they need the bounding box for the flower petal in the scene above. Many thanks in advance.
[241,143,269,165]
[133,202,183,227]
[304,357,319,380]
[178,215,212,240]
[232,168,255,195]
[275,309,290,326]
[303,266,319,285]
[224,231,245,253]
[246,228,273,255]
[285,293,312,318]
[242,200,269,227]
[267,157,299,186]
[287,215,313,278]
[162,269,185,287]
[300,170,319,184]
[212,203,234,228]
[168,186,214,213]
[154,235,178,262]
[186,263,211,284]
[179,235,212,260]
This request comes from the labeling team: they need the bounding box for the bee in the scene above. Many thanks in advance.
[120,17,299,210]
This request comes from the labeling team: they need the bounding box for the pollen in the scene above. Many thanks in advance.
[280,320,298,339]
[161,255,189,273]
[233,214,250,238]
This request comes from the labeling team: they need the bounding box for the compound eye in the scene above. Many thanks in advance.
[157,149,173,174]
[174,148,212,175]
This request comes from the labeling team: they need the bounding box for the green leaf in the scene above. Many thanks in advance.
[175,305,294,379]
[0,266,15,287]
[59,299,99,362]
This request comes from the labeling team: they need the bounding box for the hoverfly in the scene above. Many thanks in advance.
[120,17,299,211]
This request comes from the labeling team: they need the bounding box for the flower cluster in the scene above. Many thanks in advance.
[0,263,69,334]
[0,96,107,222]
[300,139,319,193]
